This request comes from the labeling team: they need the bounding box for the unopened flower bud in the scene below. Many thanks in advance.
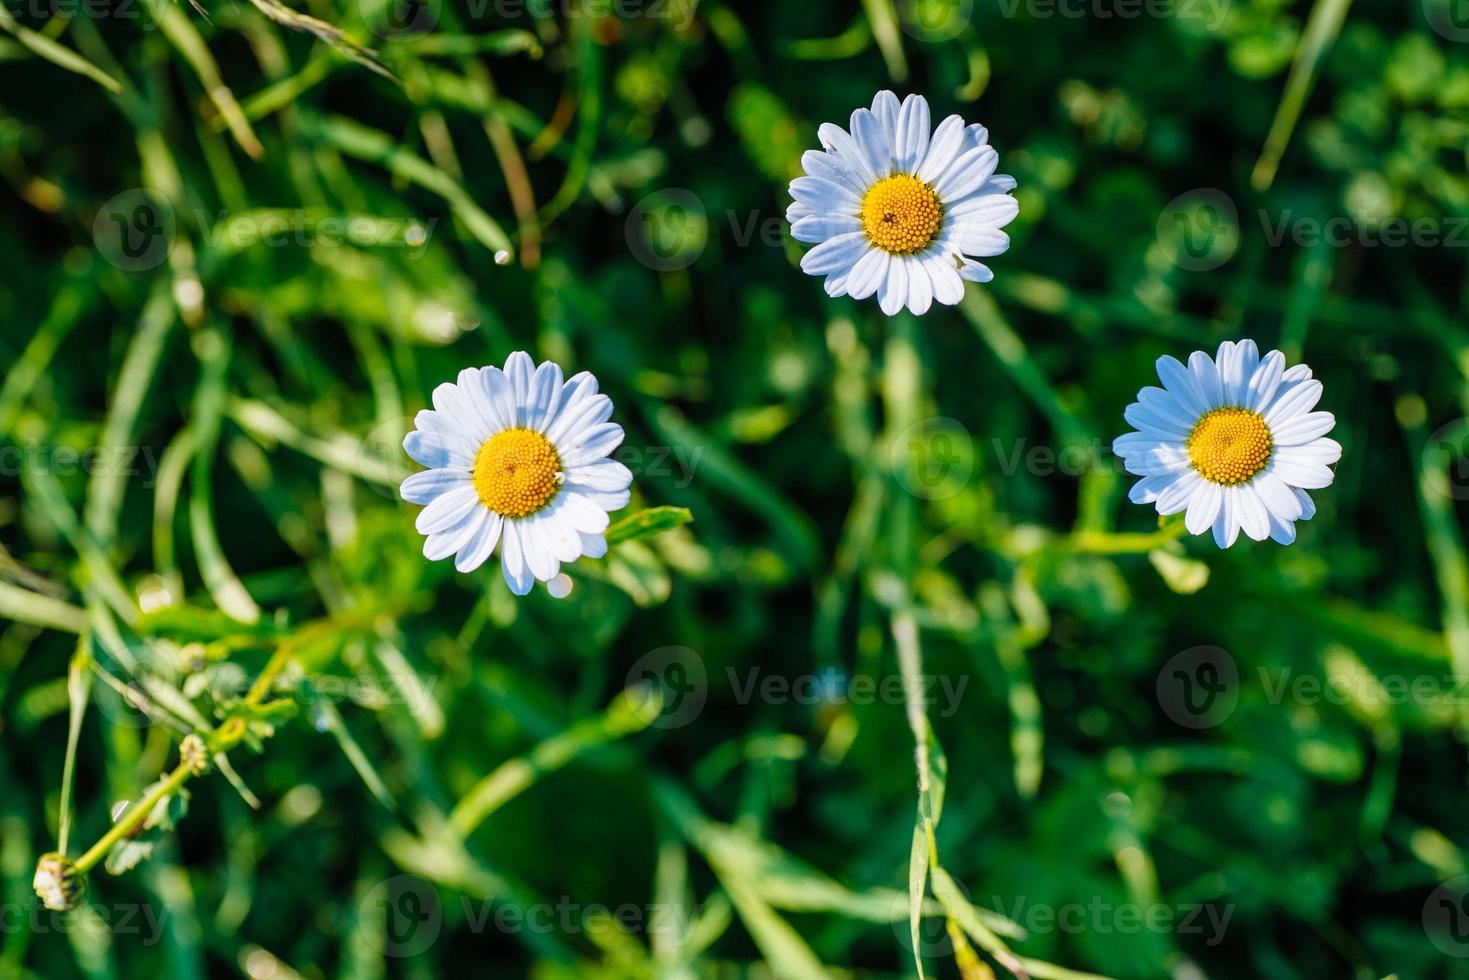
[180,734,210,775]
[33,853,83,911]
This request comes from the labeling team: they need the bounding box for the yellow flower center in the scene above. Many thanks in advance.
[1187,408,1272,485]
[473,428,562,517]
[860,174,943,255]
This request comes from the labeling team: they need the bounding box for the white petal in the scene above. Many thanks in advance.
[566,459,632,492]
[849,108,892,179]
[1136,387,1198,434]
[536,506,585,562]
[961,122,991,152]
[871,91,900,147]
[1212,489,1240,548]
[432,381,489,442]
[1123,442,1191,477]
[800,149,865,194]
[958,261,993,283]
[1112,432,1172,458]
[947,192,1019,226]
[1246,351,1286,412]
[1214,341,1243,405]
[1268,513,1297,545]
[916,115,965,183]
[457,367,502,436]
[1232,340,1261,404]
[561,423,625,467]
[1263,379,1324,427]
[559,370,599,409]
[1188,350,1224,410]
[789,175,860,212]
[1123,401,1193,442]
[1271,412,1335,446]
[554,491,612,535]
[520,517,560,582]
[907,258,933,314]
[525,360,565,432]
[922,253,964,306]
[792,214,861,244]
[1276,438,1342,465]
[411,408,463,438]
[1252,470,1302,522]
[500,521,534,595]
[416,486,480,535]
[1294,487,1317,520]
[1236,484,1270,541]
[563,485,631,511]
[1127,473,1176,504]
[455,513,504,572]
[878,257,909,316]
[579,531,608,559]
[404,429,474,469]
[480,367,517,432]
[473,365,514,431]
[951,225,1011,257]
[400,467,470,504]
[1156,471,1202,514]
[424,505,485,562]
[503,351,535,427]
[1185,480,1222,535]
[894,94,931,173]
[546,393,613,446]
[934,146,998,201]
[1156,355,1207,418]
[818,123,877,184]
[1269,458,1336,490]
[847,248,890,301]
[801,233,870,277]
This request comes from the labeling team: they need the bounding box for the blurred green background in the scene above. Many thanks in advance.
[3,0,1469,976]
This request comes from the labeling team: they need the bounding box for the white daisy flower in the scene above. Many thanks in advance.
[786,90,1019,316]
[399,352,632,597]
[1113,340,1341,548]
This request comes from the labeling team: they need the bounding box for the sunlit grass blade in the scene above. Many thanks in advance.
[1250,0,1352,190]
[0,6,122,92]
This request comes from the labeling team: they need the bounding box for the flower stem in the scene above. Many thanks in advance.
[74,762,190,873]
[1067,518,1190,555]
[70,633,301,874]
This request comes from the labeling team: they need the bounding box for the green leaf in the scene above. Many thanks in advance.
[606,506,694,545]
[105,839,157,876]
[1148,548,1211,595]
[907,820,928,980]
